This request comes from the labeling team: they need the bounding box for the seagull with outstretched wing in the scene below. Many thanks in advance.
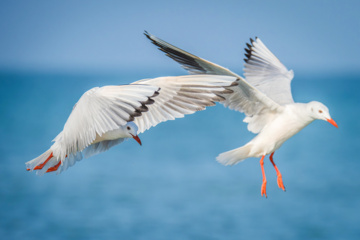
[145,31,338,197]
[26,75,237,175]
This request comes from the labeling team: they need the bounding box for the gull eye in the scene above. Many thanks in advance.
[127,126,131,130]
[318,110,323,114]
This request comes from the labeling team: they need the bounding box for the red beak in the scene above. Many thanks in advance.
[327,118,338,128]
[131,134,142,146]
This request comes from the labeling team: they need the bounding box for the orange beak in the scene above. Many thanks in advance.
[131,134,142,146]
[327,118,338,128]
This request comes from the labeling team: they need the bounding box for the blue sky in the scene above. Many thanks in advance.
[0,0,359,74]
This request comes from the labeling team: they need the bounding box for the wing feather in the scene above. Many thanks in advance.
[51,75,237,161]
[132,75,237,133]
[52,84,159,158]
[244,38,294,105]
[144,31,240,77]
[144,32,285,133]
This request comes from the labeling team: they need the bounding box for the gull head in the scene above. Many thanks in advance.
[123,122,142,145]
[308,101,338,128]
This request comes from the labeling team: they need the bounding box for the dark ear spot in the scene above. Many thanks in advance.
[318,110,323,113]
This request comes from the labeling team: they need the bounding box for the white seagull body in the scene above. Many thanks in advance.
[145,32,338,197]
[26,75,237,175]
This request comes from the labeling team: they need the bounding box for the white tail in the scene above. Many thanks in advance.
[216,144,253,166]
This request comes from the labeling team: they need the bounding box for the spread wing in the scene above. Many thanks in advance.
[53,84,160,158]
[144,31,240,77]
[53,75,238,158]
[244,37,294,105]
[144,31,284,133]
[131,75,238,134]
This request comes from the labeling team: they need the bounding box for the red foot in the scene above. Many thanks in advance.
[46,161,61,173]
[269,152,286,192]
[260,155,267,198]
[277,174,285,191]
[261,179,267,198]
[34,152,53,170]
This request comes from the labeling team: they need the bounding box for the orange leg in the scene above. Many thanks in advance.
[34,152,53,170]
[260,155,267,198]
[46,161,61,173]
[269,152,285,191]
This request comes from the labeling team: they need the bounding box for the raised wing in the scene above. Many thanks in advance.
[144,31,240,77]
[53,75,238,159]
[132,75,238,133]
[145,32,284,133]
[244,38,294,105]
[53,84,159,158]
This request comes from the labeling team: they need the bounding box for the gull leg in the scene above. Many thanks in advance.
[33,152,53,170]
[260,155,267,198]
[269,152,286,191]
[46,161,61,173]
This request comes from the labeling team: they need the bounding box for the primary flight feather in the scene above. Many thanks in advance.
[145,31,338,197]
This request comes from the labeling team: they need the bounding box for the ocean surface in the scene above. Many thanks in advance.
[0,71,359,240]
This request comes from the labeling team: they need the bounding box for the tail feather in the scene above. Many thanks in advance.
[216,144,252,166]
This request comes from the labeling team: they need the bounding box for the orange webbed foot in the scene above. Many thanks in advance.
[277,173,286,192]
[261,179,267,198]
[269,152,286,192]
[46,161,61,173]
[33,152,53,170]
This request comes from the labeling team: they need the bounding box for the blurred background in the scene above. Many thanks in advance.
[1,0,359,239]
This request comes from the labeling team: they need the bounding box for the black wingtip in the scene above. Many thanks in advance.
[136,104,149,113]
[230,80,239,86]
[144,30,152,40]
[152,90,160,98]
[127,115,135,122]
[244,37,256,63]
[140,97,155,105]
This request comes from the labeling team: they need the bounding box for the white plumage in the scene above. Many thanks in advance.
[26,75,237,175]
[145,32,338,197]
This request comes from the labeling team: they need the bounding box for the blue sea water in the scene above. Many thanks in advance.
[0,71,359,240]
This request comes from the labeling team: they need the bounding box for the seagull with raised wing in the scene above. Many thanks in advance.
[26,75,237,175]
[145,31,338,197]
